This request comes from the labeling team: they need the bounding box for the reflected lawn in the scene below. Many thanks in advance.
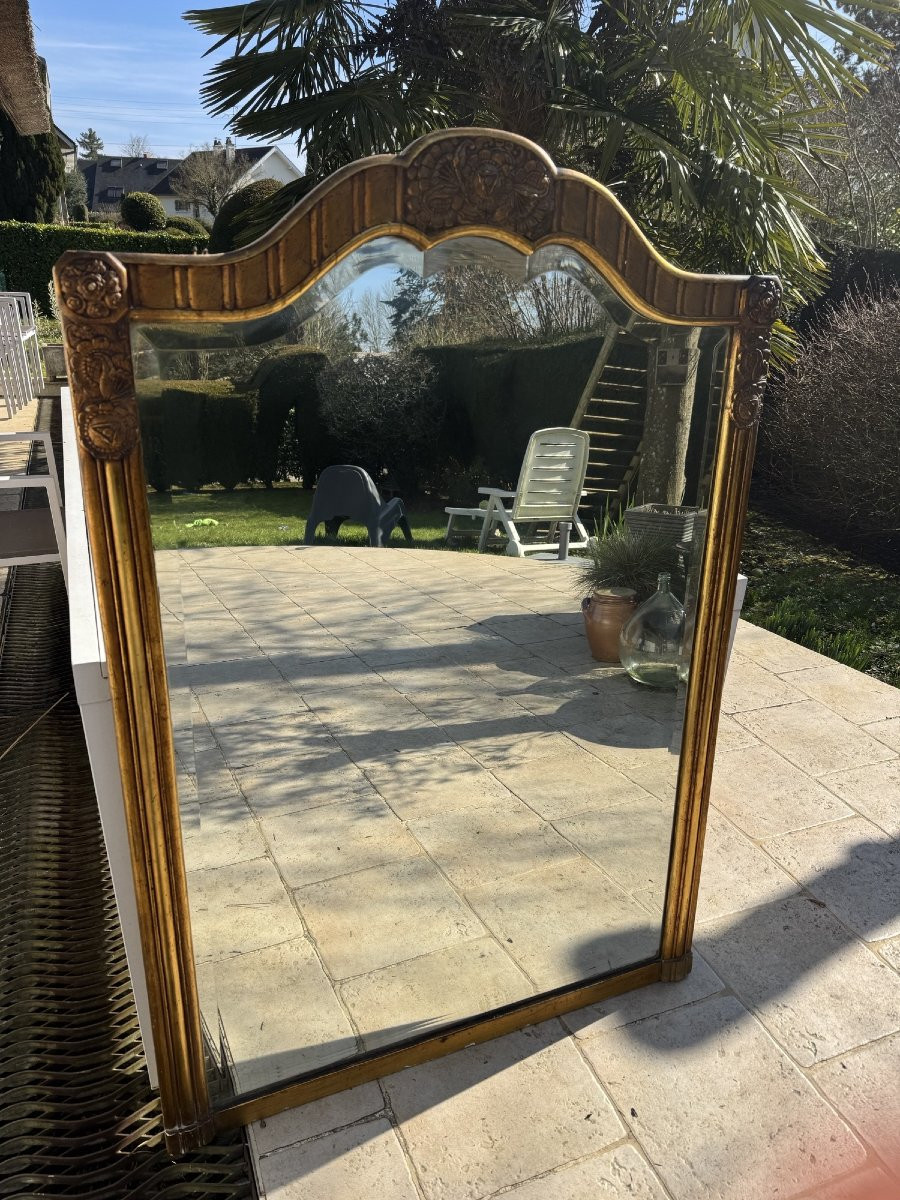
[147,484,453,551]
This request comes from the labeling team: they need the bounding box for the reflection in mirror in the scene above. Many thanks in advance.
[134,236,728,1100]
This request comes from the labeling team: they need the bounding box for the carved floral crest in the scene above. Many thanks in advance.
[58,255,127,321]
[729,275,782,430]
[405,136,555,238]
[57,253,139,460]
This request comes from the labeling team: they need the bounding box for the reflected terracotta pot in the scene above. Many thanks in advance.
[581,588,638,663]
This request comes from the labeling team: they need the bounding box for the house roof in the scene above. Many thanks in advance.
[78,147,276,208]
[54,123,76,150]
[0,0,51,134]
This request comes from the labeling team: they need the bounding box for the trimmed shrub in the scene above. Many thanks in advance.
[252,348,331,486]
[209,178,281,252]
[137,379,256,492]
[70,202,88,223]
[0,106,65,222]
[0,222,207,308]
[317,353,441,493]
[415,333,605,485]
[120,191,167,232]
[166,215,207,235]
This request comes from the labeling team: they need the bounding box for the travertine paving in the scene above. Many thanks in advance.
[155,546,900,1200]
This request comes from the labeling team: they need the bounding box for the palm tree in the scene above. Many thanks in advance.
[184,0,888,304]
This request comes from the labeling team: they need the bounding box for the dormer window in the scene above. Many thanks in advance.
[109,158,122,168]
[155,159,167,171]
[107,186,124,200]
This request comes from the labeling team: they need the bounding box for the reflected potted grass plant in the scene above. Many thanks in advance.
[575,523,674,662]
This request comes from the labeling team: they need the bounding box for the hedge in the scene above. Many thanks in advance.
[137,379,256,492]
[252,348,332,486]
[416,334,607,484]
[0,221,209,307]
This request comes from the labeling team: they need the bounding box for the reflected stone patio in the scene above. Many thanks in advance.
[157,546,682,1092]
[156,545,900,1200]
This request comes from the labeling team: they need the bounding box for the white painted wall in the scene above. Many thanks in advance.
[62,391,159,1088]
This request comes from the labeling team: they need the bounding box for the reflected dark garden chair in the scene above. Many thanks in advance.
[304,465,414,548]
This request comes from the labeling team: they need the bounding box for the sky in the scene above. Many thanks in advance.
[29,0,302,166]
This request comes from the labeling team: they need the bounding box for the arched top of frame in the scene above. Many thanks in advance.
[59,129,777,328]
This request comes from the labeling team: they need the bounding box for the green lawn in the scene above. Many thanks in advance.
[741,509,900,688]
[148,484,457,551]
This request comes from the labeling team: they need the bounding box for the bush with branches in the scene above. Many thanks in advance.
[165,214,208,236]
[209,178,281,251]
[120,191,167,231]
[762,285,900,556]
[317,353,441,493]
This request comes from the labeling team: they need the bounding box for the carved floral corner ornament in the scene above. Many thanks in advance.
[57,253,140,461]
[729,275,782,430]
[405,136,555,239]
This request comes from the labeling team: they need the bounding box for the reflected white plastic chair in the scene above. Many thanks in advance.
[0,431,67,589]
[445,427,591,556]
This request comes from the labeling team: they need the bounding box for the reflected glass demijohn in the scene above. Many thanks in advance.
[619,572,686,689]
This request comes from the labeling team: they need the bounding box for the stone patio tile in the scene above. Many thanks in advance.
[237,752,375,818]
[733,622,828,674]
[383,1022,626,1200]
[295,854,485,979]
[810,1032,900,1175]
[874,936,900,971]
[734,700,895,777]
[801,1169,900,1200]
[178,657,285,692]
[490,1143,670,1200]
[696,809,800,922]
[272,652,372,693]
[580,994,866,1200]
[340,936,531,1050]
[527,634,600,669]
[721,654,809,713]
[555,792,674,909]
[465,858,658,988]
[419,625,533,665]
[408,796,577,890]
[561,952,724,1038]
[192,745,240,803]
[254,1118,419,1200]
[862,717,900,752]
[460,723,573,768]
[361,745,515,820]
[819,760,900,837]
[494,749,661,821]
[186,619,263,664]
[334,718,455,765]
[780,662,900,725]
[197,681,308,727]
[715,710,763,748]
[262,797,420,888]
[763,817,900,940]
[249,1082,385,1157]
[711,743,854,839]
[188,855,302,963]
[211,712,338,770]
[478,613,580,645]
[190,792,266,869]
[216,938,357,1092]
[253,626,350,659]
[698,895,900,1066]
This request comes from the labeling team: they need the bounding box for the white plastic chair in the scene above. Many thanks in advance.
[0,302,32,417]
[0,291,44,395]
[445,427,591,556]
[0,431,67,589]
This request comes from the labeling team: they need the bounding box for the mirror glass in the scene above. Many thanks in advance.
[133,235,729,1100]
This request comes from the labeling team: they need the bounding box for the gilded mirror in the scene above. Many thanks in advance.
[55,129,779,1154]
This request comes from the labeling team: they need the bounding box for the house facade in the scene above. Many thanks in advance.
[78,140,301,223]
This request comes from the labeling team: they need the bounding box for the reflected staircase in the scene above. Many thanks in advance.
[570,322,651,519]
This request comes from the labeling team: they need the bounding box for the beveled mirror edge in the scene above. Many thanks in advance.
[52,128,780,1156]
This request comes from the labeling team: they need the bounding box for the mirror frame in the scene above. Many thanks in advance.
[54,128,780,1155]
